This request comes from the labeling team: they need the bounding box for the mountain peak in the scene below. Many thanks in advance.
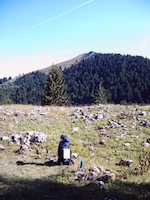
[41,51,97,74]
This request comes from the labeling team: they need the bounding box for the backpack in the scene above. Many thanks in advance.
[58,135,72,165]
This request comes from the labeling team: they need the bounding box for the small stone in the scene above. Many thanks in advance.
[141,142,150,147]
[97,113,104,119]
[75,171,85,177]
[71,153,78,159]
[119,159,133,166]
[39,112,47,116]
[72,127,79,132]
[1,136,10,141]
[14,111,25,117]
[0,144,5,150]
[98,165,106,173]
[20,145,28,151]
[89,146,94,151]
[31,132,46,143]
[70,176,79,180]
[96,180,105,189]
[0,116,6,121]
[97,172,116,183]
[91,166,100,173]
[123,143,130,147]
[86,171,98,180]
[139,111,146,116]
[99,140,105,145]
[147,138,150,144]
[140,119,149,127]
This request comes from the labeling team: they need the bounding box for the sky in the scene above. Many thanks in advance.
[0,0,150,78]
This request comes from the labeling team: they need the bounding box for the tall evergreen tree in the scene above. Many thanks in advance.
[42,65,68,106]
[95,81,107,104]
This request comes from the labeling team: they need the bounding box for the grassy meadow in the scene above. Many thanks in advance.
[0,104,150,200]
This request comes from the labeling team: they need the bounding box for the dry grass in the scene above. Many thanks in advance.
[0,104,150,199]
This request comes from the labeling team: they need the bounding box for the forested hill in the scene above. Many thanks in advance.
[63,53,150,104]
[0,71,46,105]
[0,53,150,105]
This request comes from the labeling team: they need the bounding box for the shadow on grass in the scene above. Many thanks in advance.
[0,175,150,200]
[16,160,58,167]
[16,160,74,167]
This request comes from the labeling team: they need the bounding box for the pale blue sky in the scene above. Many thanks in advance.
[0,0,150,78]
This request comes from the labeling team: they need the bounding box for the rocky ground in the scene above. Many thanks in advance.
[0,104,150,200]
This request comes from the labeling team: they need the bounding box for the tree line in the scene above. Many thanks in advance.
[0,53,150,105]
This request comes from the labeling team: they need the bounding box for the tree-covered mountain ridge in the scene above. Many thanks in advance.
[0,52,150,105]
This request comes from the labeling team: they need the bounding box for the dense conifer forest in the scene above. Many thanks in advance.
[0,53,150,105]
[64,53,150,104]
[0,72,46,105]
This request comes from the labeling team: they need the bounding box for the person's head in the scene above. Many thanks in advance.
[61,134,64,140]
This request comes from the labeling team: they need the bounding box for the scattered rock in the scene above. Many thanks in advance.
[86,171,98,180]
[97,172,116,183]
[72,127,79,133]
[98,126,105,130]
[72,108,107,122]
[107,120,125,129]
[96,180,105,189]
[99,140,105,145]
[140,119,149,127]
[147,138,150,144]
[10,131,46,147]
[1,136,10,141]
[39,112,47,116]
[32,132,46,143]
[0,116,6,121]
[119,159,133,167]
[0,144,5,150]
[75,171,85,177]
[14,111,25,117]
[89,146,94,151]
[123,143,130,147]
[73,171,85,180]
[105,157,113,162]
[139,111,146,116]
[73,113,80,119]
[11,134,22,145]
[98,165,106,173]
[91,166,100,173]
[141,142,150,147]
[71,153,78,159]
[20,144,29,151]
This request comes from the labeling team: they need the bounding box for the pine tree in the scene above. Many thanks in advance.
[95,81,107,104]
[41,65,68,106]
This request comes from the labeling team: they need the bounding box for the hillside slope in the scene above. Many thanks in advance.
[0,104,150,200]
[0,52,150,105]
